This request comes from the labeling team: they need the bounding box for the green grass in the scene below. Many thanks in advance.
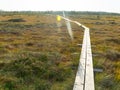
[0,52,76,90]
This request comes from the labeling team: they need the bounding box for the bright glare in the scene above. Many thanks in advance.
[57,15,61,21]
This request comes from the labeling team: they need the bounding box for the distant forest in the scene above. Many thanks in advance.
[0,10,120,16]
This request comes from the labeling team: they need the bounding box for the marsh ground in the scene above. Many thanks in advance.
[0,12,120,90]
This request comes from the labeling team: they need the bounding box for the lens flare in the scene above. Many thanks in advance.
[57,15,61,21]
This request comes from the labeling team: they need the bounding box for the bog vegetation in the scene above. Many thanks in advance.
[0,11,120,90]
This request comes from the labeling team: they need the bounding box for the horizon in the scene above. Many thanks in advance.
[0,10,120,14]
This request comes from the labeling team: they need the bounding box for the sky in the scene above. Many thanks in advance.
[0,0,120,13]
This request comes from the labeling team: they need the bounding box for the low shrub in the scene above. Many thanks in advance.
[101,75,114,89]
[1,52,72,89]
[7,18,26,22]
[35,80,51,90]
[0,75,18,90]
[105,50,120,61]
[106,38,120,44]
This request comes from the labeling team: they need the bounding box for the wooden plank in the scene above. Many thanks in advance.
[73,30,87,90]
[84,28,94,90]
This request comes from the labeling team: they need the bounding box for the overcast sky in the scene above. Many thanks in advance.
[0,0,120,13]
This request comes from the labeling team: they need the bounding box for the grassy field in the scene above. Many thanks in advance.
[0,11,120,90]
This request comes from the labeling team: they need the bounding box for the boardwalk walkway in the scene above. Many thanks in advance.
[59,15,94,90]
[73,26,94,90]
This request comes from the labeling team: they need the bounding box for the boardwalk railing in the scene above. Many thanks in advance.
[59,15,95,90]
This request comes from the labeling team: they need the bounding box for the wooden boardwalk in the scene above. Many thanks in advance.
[58,15,94,90]
[73,26,94,90]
